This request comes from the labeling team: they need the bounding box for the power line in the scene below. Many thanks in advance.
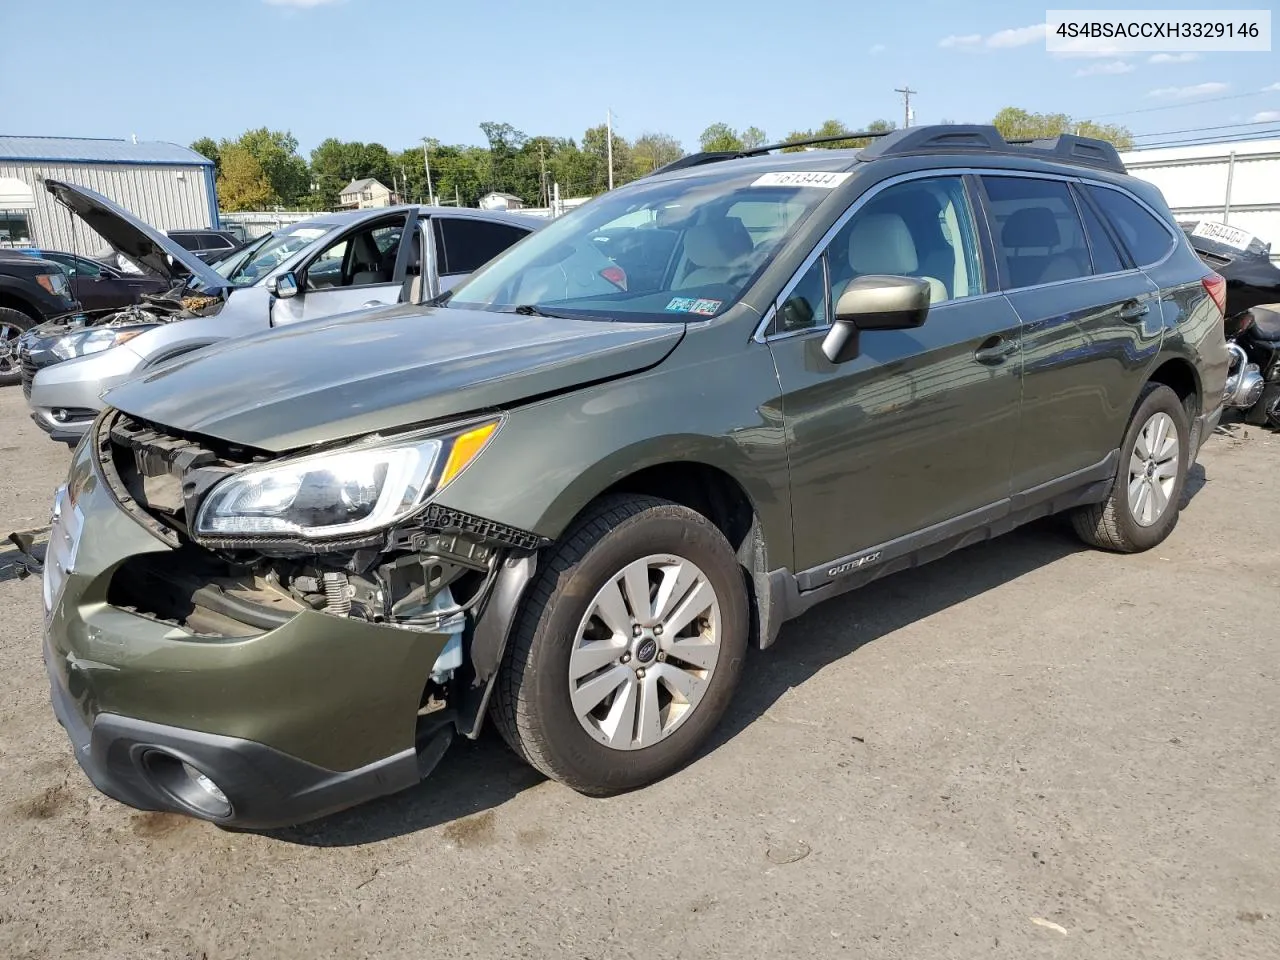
[1089,89,1268,120]
[1129,127,1280,151]
[1132,118,1280,139]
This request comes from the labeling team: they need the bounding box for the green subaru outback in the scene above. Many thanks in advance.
[41,125,1229,827]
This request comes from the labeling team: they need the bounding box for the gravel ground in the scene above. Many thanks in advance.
[0,384,1277,960]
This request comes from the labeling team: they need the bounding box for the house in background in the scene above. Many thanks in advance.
[338,177,396,209]
[478,191,525,211]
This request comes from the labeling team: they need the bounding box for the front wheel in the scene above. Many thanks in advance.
[1071,383,1189,552]
[491,495,749,795]
[0,307,34,387]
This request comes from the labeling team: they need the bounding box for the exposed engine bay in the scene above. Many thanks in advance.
[47,286,224,338]
[96,410,542,705]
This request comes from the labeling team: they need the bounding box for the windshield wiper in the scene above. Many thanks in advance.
[507,304,566,318]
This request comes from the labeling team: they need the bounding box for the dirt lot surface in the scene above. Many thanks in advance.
[0,384,1277,960]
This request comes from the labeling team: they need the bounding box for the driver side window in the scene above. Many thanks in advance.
[776,176,983,334]
[306,223,402,291]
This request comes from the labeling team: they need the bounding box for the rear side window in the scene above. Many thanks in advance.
[982,176,1091,289]
[1085,186,1175,267]
[436,218,530,275]
[169,232,202,250]
[1075,192,1127,275]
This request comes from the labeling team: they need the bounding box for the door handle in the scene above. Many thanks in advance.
[361,299,386,308]
[1119,300,1150,321]
[974,335,1019,365]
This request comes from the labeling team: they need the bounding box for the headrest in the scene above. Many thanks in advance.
[848,213,918,274]
[1002,207,1060,248]
[684,217,753,268]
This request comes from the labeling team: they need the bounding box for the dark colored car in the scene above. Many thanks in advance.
[1181,220,1280,318]
[167,229,242,262]
[40,125,1228,828]
[0,250,79,386]
[16,248,169,311]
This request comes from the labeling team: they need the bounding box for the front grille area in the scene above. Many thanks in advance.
[99,412,244,540]
[21,352,37,398]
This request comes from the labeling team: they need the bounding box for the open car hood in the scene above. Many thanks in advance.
[104,304,686,451]
[42,179,228,290]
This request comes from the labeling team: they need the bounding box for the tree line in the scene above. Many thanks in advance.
[193,109,1133,213]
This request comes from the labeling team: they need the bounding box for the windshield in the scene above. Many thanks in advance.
[216,224,333,286]
[445,168,836,321]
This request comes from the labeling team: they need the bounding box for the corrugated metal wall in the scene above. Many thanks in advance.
[1122,142,1280,262]
[0,161,214,254]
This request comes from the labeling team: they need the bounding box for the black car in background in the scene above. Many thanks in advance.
[1182,221,1280,318]
[167,229,243,262]
[0,250,80,386]
[16,248,168,311]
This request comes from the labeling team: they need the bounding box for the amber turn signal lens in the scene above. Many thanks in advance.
[438,421,499,490]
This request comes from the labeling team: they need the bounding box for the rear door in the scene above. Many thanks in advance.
[271,210,418,326]
[983,174,1163,493]
[769,173,1024,579]
[433,216,533,292]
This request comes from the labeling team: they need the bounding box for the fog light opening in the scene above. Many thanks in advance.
[142,750,233,819]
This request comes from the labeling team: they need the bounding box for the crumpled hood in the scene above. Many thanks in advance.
[104,304,685,451]
[42,179,228,290]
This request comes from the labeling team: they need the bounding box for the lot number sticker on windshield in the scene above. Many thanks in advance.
[1192,220,1254,251]
[751,171,852,189]
[666,297,722,315]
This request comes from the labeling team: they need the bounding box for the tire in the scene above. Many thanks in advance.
[1071,383,1190,553]
[0,306,34,388]
[1243,382,1280,428]
[491,494,749,795]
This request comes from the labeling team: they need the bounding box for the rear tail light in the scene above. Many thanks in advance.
[1202,273,1227,317]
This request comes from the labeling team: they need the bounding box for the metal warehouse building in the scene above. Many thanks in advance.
[0,136,218,252]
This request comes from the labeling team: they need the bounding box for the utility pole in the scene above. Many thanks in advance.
[606,108,614,191]
[894,86,917,128]
[421,137,436,206]
[539,141,548,208]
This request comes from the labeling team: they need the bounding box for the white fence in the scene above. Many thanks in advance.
[219,210,326,240]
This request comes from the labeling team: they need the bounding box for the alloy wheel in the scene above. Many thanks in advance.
[568,554,722,750]
[1127,411,1180,527]
[0,323,19,376]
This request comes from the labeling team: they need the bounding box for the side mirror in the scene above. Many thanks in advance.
[821,275,932,364]
[268,271,299,299]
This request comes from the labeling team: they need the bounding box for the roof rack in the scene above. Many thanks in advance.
[646,124,1126,178]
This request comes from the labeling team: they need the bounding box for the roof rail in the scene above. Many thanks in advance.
[858,125,1126,173]
[646,124,1127,179]
[647,130,895,178]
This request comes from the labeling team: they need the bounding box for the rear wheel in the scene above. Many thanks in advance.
[0,307,34,387]
[1072,383,1189,552]
[491,495,749,794]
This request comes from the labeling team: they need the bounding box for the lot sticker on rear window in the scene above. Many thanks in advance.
[751,171,852,189]
[666,297,722,316]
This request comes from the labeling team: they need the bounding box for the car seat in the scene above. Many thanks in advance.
[675,217,754,289]
[1000,207,1087,286]
[833,212,947,305]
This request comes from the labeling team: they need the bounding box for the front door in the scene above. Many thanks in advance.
[768,174,1023,581]
[272,210,418,326]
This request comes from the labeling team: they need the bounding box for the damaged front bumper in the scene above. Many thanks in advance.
[41,419,536,828]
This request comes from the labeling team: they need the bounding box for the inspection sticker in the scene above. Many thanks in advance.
[666,297,723,315]
[751,171,852,189]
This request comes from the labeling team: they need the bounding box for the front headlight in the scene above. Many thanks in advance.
[35,272,72,301]
[193,419,500,539]
[50,325,155,361]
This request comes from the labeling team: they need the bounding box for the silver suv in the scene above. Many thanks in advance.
[21,180,542,442]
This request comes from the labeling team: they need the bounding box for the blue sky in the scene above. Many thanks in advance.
[3,0,1277,154]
